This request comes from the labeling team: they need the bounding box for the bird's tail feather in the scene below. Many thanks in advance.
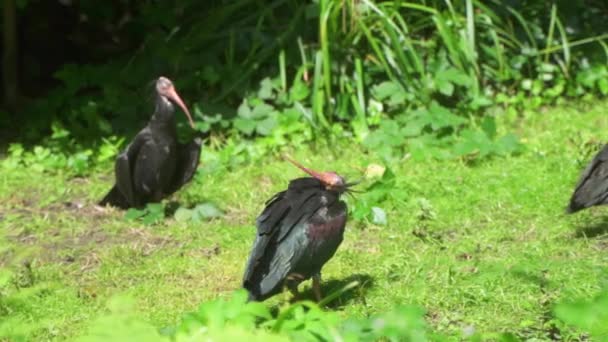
[566,197,584,214]
[99,186,130,209]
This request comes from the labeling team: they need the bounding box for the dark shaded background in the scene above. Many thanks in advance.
[1,0,607,145]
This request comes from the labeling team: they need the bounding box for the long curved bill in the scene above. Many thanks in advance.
[284,155,342,187]
[284,155,324,179]
[166,86,195,129]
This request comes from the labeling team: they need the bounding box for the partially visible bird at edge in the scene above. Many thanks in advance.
[567,143,608,213]
[99,76,202,209]
[243,157,358,302]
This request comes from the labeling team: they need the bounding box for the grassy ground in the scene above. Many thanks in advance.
[1,101,608,340]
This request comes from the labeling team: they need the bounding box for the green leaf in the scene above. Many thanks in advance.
[289,80,310,102]
[174,207,193,222]
[237,101,251,118]
[598,78,608,95]
[372,81,405,105]
[125,208,146,221]
[434,68,470,96]
[443,68,471,86]
[256,116,278,136]
[192,203,224,221]
[371,207,387,225]
[142,203,165,225]
[234,118,257,135]
[427,102,466,130]
[251,103,274,119]
[258,78,274,100]
[554,291,608,340]
[437,80,454,96]
[481,116,497,139]
[470,95,493,109]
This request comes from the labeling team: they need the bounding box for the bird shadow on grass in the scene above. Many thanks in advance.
[572,215,608,238]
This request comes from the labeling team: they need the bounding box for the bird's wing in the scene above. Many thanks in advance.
[569,144,608,212]
[244,179,334,299]
[243,213,313,300]
[114,130,149,207]
[257,179,325,239]
[166,137,202,195]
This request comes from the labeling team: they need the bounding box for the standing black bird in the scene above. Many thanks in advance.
[568,144,608,213]
[99,76,202,209]
[243,157,355,302]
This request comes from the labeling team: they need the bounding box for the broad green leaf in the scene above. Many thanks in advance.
[372,81,403,102]
[237,101,251,118]
[428,102,466,130]
[289,80,310,102]
[258,78,274,100]
[174,208,193,222]
[371,207,387,225]
[554,291,608,341]
[125,208,146,221]
[251,103,274,119]
[256,116,278,136]
[193,203,224,220]
[234,118,257,135]
[436,77,454,96]
[442,68,471,86]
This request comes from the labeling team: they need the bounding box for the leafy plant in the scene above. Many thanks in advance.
[174,203,224,223]
[78,289,434,341]
[125,203,166,225]
[554,291,608,341]
[348,164,409,225]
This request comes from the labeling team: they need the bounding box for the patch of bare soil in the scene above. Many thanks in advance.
[6,215,178,274]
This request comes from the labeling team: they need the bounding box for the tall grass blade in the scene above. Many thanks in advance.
[279,49,286,92]
[319,0,334,107]
[506,6,538,50]
[554,15,570,70]
[466,0,476,59]
[544,4,557,64]
[313,51,330,129]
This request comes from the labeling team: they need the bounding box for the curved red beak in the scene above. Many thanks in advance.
[164,86,195,129]
[284,155,339,187]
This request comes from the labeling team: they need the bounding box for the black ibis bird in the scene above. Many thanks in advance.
[99,76,202,209]
[243,157,355,302]
[568,144,608,213]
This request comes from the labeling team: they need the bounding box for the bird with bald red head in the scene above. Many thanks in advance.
[99,76,202,209]
[243,156,357,302]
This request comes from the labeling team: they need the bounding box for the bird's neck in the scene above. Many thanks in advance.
[150,95,176,129]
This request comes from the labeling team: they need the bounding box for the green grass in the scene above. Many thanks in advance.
[2,100,608,340]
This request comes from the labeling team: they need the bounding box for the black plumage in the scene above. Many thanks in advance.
[243,159,353,302]
[568,144,608,213]
[99,76,201,209]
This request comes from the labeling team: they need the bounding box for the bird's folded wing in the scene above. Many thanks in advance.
[115,131,148,206]
[167,137,202,195]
